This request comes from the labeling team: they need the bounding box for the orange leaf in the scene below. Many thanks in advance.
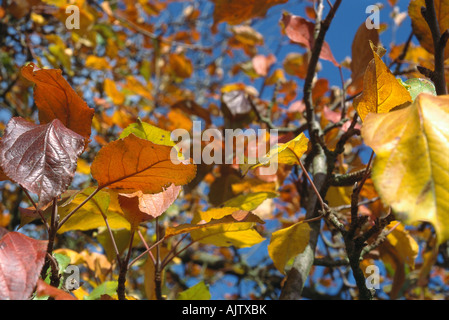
[35,279,77,300]
[91,134,196,194]
[21,63,94,140]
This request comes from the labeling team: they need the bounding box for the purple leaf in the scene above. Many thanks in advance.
[0,117,85,207]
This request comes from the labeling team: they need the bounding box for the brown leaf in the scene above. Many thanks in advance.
[0,231,48,300]
[0,118,85,207]
[21,63,94,140]
[350,22,379,84]
[211,0,288,31]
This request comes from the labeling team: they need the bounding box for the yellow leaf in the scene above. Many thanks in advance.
[384,222,419,269]
[354,41,412,121]
[57,187,130,233]
[325,186,352,208]
[268,221,311,274]
[165,208,265,248]
[104,79,125,105]
[223,192,278,211]
[241,132,309,176]
[85,55,111,70]
[76,158,91,175]
[362,93,449,243]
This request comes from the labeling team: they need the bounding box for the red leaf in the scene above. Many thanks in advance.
[0,117,85,207]
[281,13,339,67]
[0,231,48,300]
[35,279,77,300]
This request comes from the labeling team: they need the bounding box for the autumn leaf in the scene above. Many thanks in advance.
[177,281,211,300]
[409,0,449,59]
[362,93,449,244]
[119,119,175,147]
[85,55,111,70]
[104,78,125,105]
[353,42,412,121]
[223,191,278,211]
[402,78,436,101]
[118,184,181,229]
[268,221,311,274]
[165,208,265,248]
[0,117,85,207]
[241,132,309,176]
[281,13,339,67]
[21,62,95,140]
[169,53,193,79]
[0,230,48,300]
[350,22,379,84]
[283,52,310,79]
[35,279,77,300]
[57,187,131,233]
[211,0,288,31]
[379,222,419,299]
[91,134,196,194]
[252,54,276,77]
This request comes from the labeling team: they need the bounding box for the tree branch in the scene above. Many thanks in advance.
[420,0,448,95]
[279,0,342,300]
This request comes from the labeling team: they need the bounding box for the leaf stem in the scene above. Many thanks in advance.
[56,186,102,230]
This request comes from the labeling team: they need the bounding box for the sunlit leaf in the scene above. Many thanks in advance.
[21,63,95,140]
[177,281,211,300]
[57,187,130,233]
[281,13,339,66]
[362,93,449,243]
[91,134,196,194]
[268,221,311,274]
[165,208,265,248]
[353,42,412,121]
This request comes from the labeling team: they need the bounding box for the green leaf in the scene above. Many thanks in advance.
[403,78,436,101]
[53,253,71,276]
[85,281,118,300]
[177,281,211,300]
[119,119,175,147]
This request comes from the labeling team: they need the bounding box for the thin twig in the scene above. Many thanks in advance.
[57,186,101,229]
